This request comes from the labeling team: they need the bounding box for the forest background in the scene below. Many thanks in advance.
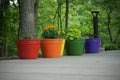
[0,0,120,57]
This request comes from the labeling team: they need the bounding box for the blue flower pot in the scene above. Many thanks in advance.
[85,38,101,53]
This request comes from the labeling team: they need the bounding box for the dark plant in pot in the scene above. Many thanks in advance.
[65,28,85,55]
[16,35,40,59]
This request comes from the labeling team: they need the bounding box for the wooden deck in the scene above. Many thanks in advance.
[0,50,120,80]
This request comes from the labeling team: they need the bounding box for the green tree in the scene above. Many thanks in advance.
[92,0,120,44]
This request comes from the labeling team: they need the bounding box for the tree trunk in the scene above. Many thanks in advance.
[0,0,9,57]
[65,0,69,30]
[107,14,113,42]
[57,1,61,30]
[19,0,36,38]
[34,0,39,29]
[114,29,120,43]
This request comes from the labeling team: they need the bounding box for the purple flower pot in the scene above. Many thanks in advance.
[85,38,101,53]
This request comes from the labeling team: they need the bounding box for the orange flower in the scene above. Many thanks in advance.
[44,26,49,31]
[47,26,51,28]
[43,25,56,31]
[51,25,56,29]
[57,31,60,35]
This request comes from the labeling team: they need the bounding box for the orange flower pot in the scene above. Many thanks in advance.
[16,39,40,59]
[41,39,63,58]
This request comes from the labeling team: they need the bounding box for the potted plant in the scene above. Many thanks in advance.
[85,34,101,53]
[65,28,85,55]
[41,25,65,58]
[16,35,40,59]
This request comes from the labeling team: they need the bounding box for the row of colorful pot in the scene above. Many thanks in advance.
[16,38,101,59]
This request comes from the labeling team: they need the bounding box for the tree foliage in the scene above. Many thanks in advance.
[0,0,120,57]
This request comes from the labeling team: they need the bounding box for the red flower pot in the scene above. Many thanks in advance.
[16,39,40,59]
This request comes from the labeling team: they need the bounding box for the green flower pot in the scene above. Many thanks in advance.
[66,39,85,55]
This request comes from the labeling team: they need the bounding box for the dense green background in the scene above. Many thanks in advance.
[1,0,120,56]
